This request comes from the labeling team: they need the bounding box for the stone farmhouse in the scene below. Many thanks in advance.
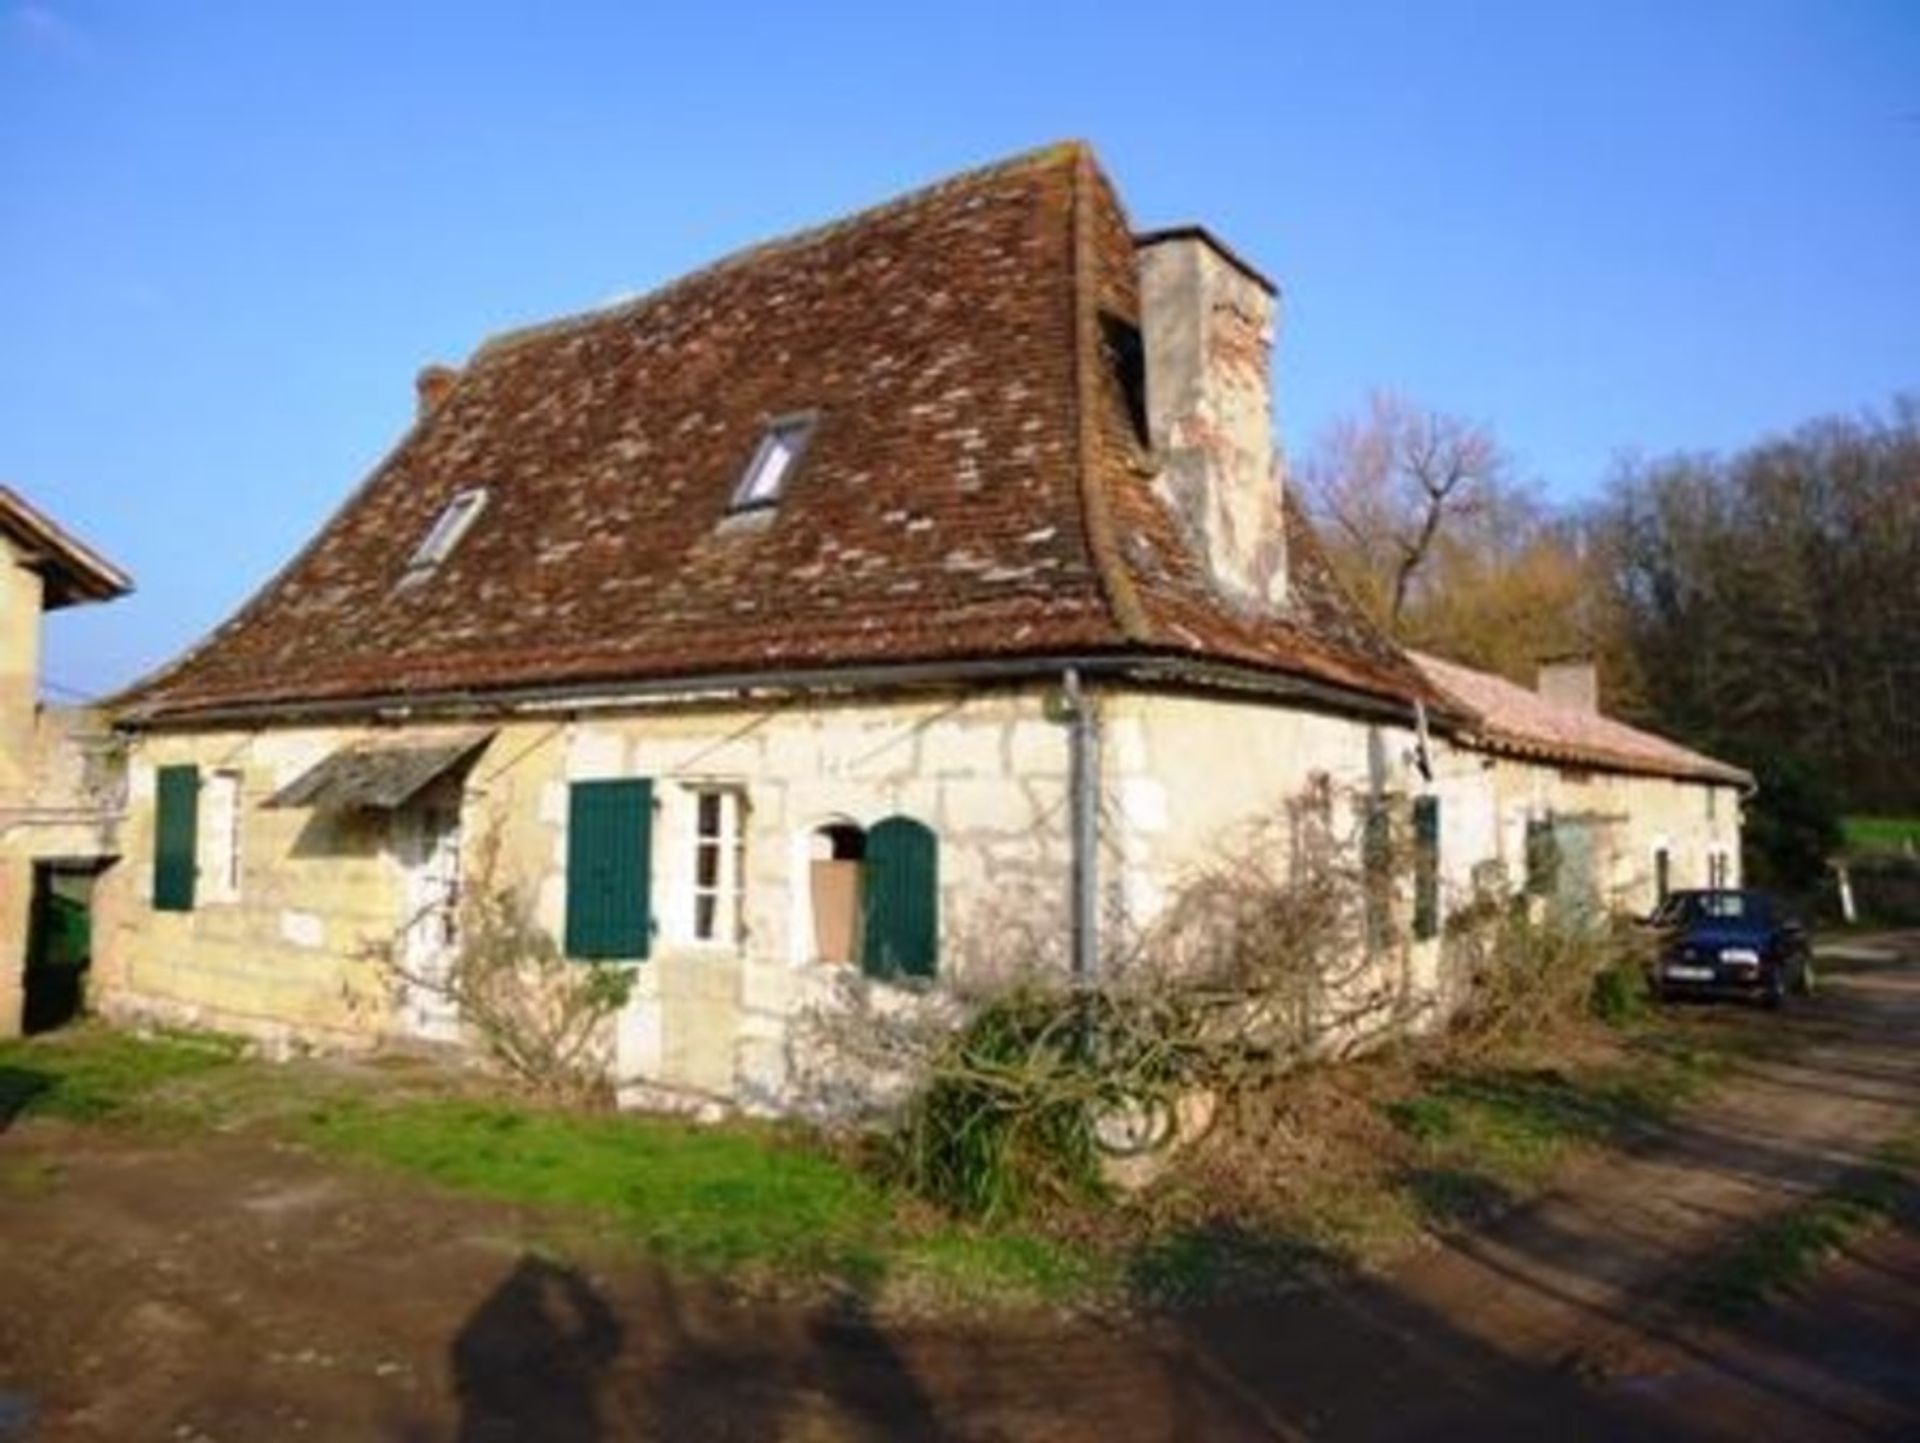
[81,143,1746,1106]
[1,487,132,1035]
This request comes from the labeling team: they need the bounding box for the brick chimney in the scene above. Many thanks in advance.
[415,364,460,419]
[1538,657,1599,713]
[1135,227,1286,609]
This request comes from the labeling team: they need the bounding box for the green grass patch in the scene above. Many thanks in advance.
[1842,815,1920,855]
[1385,1064,1669,1194]
[298,1094,1116,1303]
[1374,1018,1757,1235]
[299,1095,893,1280]
[0,1027,1103,1308]
[1688,1128,1920,1317]
[0,1025,243,1124]
[892,1229,1111,1308]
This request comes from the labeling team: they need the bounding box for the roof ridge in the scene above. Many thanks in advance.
[472,140,1095,362]
[1412,649,1749,783]
[1065,147,1154,647]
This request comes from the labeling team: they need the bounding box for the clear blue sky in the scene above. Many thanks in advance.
[5,2,1915,697]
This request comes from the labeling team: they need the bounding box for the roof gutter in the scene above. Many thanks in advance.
[115,651,1429,734]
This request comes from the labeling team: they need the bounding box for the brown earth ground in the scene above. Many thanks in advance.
[2,936,1918,1442]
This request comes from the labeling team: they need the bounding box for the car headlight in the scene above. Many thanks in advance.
[1719,947,1761,965]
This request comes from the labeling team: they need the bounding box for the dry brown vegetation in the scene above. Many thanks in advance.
[355,821,635,1106]
[810,787,1658,1264]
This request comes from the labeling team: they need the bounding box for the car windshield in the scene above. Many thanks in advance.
[1654,890,1762,925]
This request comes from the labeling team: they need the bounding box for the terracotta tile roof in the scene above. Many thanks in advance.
[116,143,1435,724]
[1412,651,1750,785]
[0,486,132,609]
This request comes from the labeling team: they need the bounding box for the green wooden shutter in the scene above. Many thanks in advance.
[1412,796,1440,940]
[862,816,937,981]
[153,764,200,912]
[565,779,653,960]
[1525,817,1560,898]
[1362,800,1392,951]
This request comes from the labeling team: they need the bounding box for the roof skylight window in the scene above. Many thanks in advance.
[729,415,815,512]
[401,487,487,585]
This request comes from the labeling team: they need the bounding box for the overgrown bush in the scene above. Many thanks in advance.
[888,989,1104,1219]
[1446,909,1653,1052]
[840,796,1406,1218]
[884,984,1232,1219]
[1588,961,1652,1028]
[830,785,1662,1222]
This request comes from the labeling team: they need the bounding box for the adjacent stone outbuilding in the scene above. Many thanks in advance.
[1415,652,1749,920]
[0,487,132,1036]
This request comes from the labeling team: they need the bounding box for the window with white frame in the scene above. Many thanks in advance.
[400,487,487,585]
[199,769,243,903]
[729,416,815,511]
[690,788,746,946]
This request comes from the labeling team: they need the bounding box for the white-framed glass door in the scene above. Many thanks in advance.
[397,797,463,1043]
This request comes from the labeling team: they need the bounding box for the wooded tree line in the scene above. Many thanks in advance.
[1303,392,1920,820]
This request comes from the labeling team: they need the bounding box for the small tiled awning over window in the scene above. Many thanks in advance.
[264,730,494,811]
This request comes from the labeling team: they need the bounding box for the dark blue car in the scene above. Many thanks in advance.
[1649,889,1814,1008]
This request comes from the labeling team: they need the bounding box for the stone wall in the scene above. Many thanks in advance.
[94,681,1743,1109]
[92,724,403,1052]
[1112,693,1480,1037]
[95,686,1080,1104]
[0,533,44,800]
[1473,755,1742,916]
[1,532,124,1036]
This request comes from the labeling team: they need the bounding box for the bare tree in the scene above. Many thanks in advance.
[1302,392,1506,631]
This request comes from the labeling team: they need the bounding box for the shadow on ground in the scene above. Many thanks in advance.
[439,1238,1702,1442]
[433,953,1920,1440]
[0,1067,50,1133]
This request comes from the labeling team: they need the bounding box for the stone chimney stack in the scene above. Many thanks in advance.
[415,364,460,419]
[1538,657,1600,713]
[1135,227,1286,610]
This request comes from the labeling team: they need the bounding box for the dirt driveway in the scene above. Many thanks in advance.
[2,937,1918,1442]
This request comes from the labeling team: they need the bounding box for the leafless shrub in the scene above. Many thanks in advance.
[355,819,635,1106]
[1442,900,1654,1055]
[799,787,1445,1215]
[806,778,1656,1218]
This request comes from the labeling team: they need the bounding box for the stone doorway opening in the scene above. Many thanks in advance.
[23,860,110,1035]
